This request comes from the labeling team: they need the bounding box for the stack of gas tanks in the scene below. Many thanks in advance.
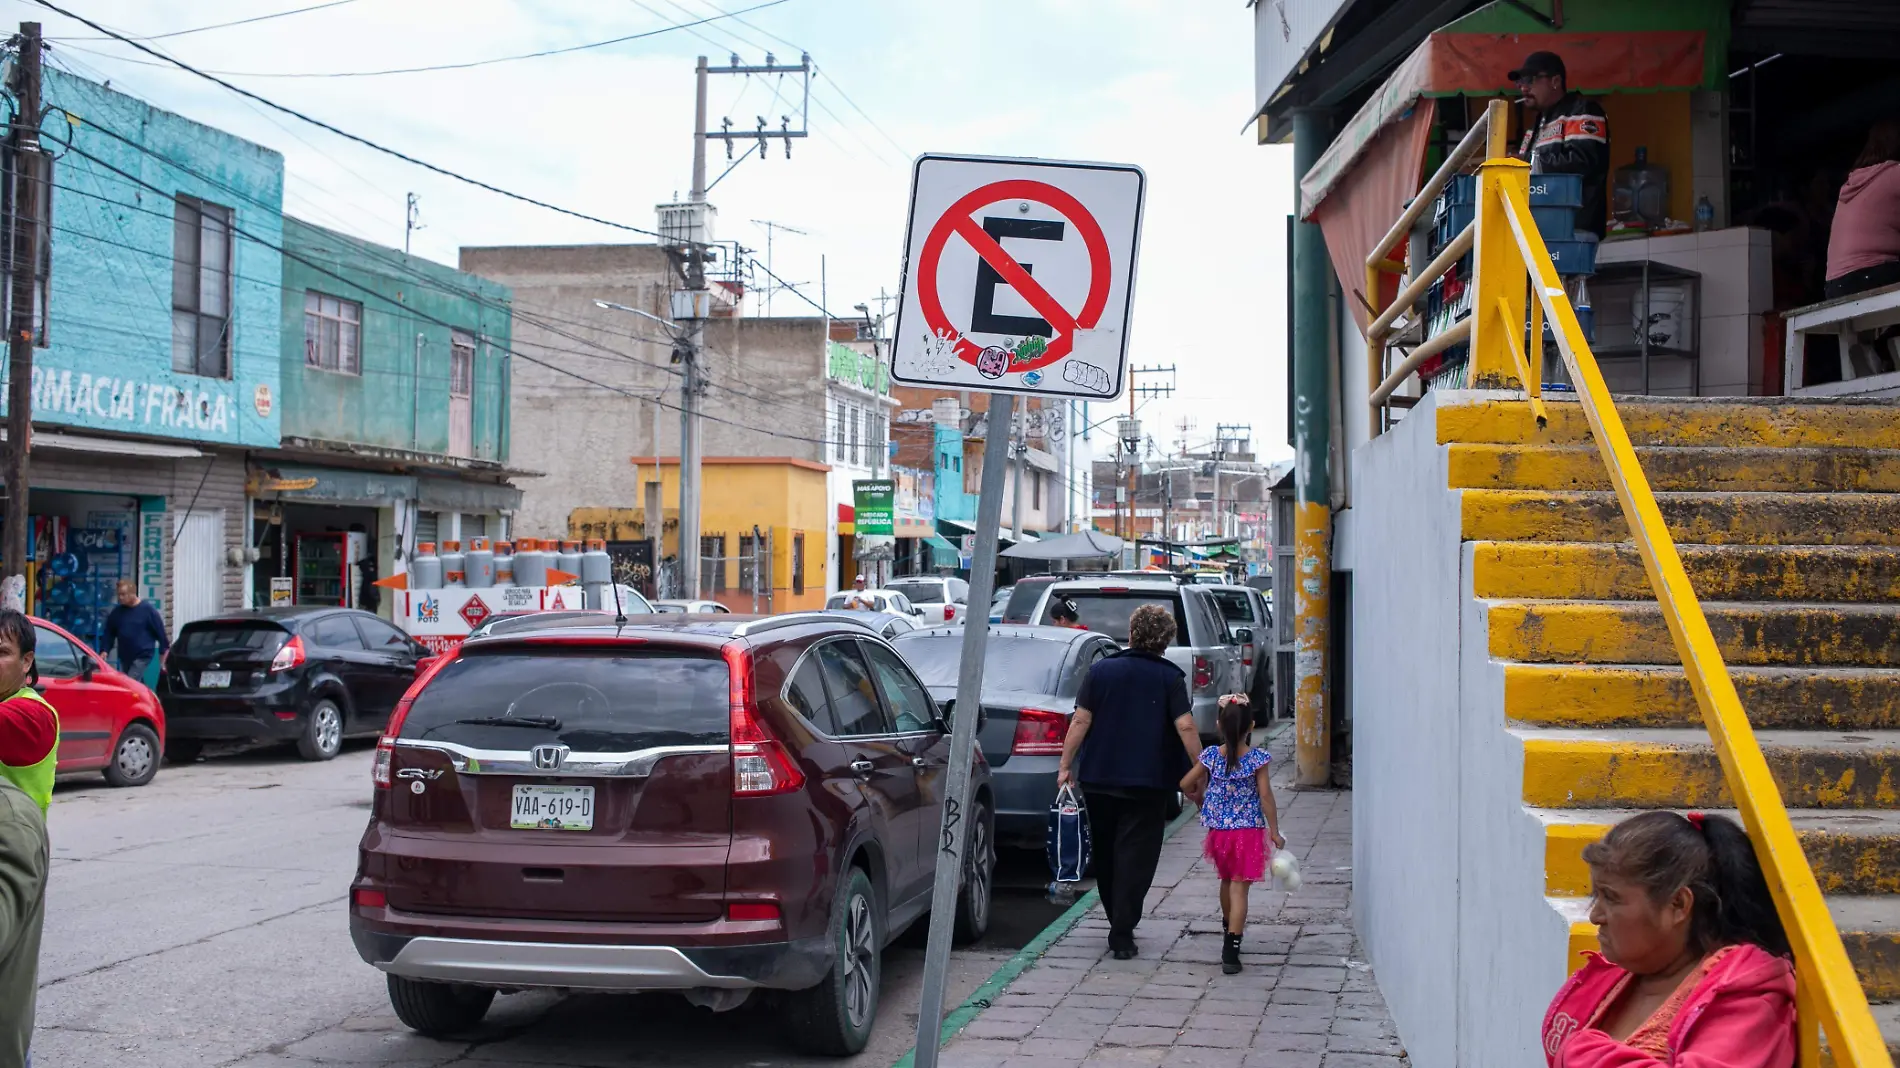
[1418,171,1586,388]
[407,537,618,608]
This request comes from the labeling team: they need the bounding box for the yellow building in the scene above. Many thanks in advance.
[567,457,829,612]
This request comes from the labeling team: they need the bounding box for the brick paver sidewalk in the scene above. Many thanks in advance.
[934,732,1407,1067]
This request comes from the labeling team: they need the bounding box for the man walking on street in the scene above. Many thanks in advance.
[102,579,168,681]
[1512,50,1610,238]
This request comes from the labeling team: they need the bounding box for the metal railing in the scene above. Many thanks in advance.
[1362,100,1889,1064]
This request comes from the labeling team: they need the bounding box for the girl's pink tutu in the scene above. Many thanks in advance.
[1202,826,1268,882]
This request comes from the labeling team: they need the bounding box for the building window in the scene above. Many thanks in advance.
[1033,469,1043,510]
[172,195,233,378]
[303,292,361,374]
[833,401,847,463]
[2,148,50,346]
[738,532,760,592]
[700,534,726,595]
[792,533,805,595]
[450,331,475,397]
[848,407,861,468]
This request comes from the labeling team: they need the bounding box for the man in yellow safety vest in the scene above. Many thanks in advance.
[0,612,57,815]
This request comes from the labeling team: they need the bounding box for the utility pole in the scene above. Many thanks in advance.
[677,55,711,598]
[1125,364,1175,561]
[3,22,43,614]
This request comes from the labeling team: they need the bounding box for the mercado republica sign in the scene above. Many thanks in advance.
[852,479,895,536]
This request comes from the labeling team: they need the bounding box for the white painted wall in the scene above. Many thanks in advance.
[1348,391,1464,1068]
[1349,390,1576,1068]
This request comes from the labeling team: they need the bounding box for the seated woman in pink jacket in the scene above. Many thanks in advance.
[1542,811,1795,1068]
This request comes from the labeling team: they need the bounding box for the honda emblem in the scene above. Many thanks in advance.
[531,745,568,771]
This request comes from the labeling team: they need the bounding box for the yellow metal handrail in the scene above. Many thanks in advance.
[1469,155,1888,1064]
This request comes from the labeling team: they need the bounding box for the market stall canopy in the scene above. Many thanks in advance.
[1000,530,1124,561]
[1300,26,1710,328]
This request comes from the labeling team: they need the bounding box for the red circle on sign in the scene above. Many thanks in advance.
[916,179,1113,373]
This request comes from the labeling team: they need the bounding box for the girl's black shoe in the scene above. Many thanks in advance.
[1221,932,1243,974]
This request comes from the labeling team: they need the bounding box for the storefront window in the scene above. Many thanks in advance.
[303,291,362,374]
[700,534,726,595]
[792,533,805,595]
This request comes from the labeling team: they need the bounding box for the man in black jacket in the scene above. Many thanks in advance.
[1512,51,1609,238]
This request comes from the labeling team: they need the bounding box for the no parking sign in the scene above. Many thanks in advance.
[891,154,1144,400]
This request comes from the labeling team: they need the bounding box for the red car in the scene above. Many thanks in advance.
[32,618,166,787]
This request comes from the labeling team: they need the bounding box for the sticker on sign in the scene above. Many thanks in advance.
[891,154,1144,400]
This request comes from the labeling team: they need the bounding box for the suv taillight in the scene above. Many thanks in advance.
[269,635,305,673]
[943,604,956,622]
[725,644,804,796]
[1193,655,1212,690]
[373,653,448,789]
[1011,708,1068,755]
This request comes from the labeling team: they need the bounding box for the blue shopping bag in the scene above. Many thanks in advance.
[1045,784,1091,888]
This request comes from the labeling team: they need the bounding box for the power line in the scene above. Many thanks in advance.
[51,138,837,448]
[31,0,680,243]
[67,0,792,79]
[49,0,359,42]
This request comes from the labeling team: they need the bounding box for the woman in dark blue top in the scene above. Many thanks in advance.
[1057,603,1203,959]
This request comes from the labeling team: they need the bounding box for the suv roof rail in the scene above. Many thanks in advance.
[731,612,879,638]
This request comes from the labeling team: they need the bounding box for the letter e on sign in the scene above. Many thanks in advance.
[890,154,1143,401]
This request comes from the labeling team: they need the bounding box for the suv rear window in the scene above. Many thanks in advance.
[887,579,945,604]
[1045,591,1186,646]
[176,622,289,661]
[401,648,730,751]
[1002,577,1057,623]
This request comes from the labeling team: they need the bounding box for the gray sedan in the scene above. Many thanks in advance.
[891,625,1120,849]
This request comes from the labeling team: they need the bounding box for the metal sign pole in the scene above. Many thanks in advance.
[912,391,1014,1068]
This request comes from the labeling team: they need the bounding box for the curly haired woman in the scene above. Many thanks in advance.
[1057,603,1202,959]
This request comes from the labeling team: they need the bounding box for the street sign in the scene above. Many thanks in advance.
[892,154,1144,401]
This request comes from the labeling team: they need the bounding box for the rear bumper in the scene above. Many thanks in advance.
[992,756,1059,847]
[161,686,306,740]
[351,913,831,992]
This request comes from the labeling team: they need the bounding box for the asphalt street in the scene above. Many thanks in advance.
[32,741,1075,1068]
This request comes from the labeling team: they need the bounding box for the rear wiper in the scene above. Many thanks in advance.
[429,716,563,731]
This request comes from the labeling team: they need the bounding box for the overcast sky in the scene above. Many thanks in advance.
[13,0,1295,463]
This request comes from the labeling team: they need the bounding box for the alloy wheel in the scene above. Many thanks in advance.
[316,705,342,754]
[841,891,876,1028]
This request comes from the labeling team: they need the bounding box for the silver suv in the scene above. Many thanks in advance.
[1205,585,1271,706]
[1025,577,1245,738]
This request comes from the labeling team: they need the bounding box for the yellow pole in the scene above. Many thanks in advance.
[1469,156,1533,388]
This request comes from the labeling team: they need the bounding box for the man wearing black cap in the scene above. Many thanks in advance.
[1512,50,1609,239]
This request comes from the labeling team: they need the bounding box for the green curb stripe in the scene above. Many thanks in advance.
[893,720,1290,1067]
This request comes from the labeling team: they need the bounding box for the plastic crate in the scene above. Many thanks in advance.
[1545,240,1599,276]
[1526,173,1584,208]
[1434,203,1576,247]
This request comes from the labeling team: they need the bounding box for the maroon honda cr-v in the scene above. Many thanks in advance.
[348,612,995,1056]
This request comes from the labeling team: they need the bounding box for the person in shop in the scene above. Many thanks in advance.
[1512,50,1610,240]
[101,579,168,681]
[351,524,380,614]
[1824,119,1900,300]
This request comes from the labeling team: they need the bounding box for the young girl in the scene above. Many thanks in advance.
[1181,694,1285,974]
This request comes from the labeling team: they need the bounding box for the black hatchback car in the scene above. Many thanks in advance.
[161,607,428,762]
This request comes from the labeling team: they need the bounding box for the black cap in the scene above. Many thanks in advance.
[1509,50,1566,83]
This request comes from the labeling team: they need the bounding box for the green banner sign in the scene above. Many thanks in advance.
[853,479,895,536]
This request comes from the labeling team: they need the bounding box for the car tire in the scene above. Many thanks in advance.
[953,799,994,945]
[386,975,493,1036]
[164,738,204,765]
[103,723,161,787]
[297,698,345,761]
[784,866,880,1056]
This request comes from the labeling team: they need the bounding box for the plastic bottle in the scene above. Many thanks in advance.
[513,539,549,588]
[493,541,514,586]
[439,540,466,587]
[410,542,443,590]
[1694,195,1714,233]
[1574,278,1595,346]
[465,537,495,588]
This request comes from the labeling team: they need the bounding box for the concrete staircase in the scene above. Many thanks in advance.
[1443,395,1900,1056]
